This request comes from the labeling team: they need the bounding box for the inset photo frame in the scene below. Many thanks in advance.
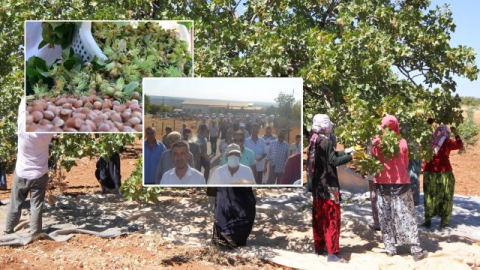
[143,77,303,187]
[24,20,193,133]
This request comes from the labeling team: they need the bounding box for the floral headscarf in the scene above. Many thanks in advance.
[307,114,336,190]
[431,125,450,154]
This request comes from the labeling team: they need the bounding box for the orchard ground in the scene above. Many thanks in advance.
[0,108,478,269]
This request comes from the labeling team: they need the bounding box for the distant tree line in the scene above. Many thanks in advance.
[461,96,480,107]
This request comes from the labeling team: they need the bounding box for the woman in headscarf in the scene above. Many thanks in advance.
[371,115,426,260]
[423,125,463,228]
[309,114,355,263]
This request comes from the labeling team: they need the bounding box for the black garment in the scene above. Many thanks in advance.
[220,123,228,140]
[256,171,263,185]
[313,136,352,201]
[0,162,7,190]
[210,136,218,155]
[95,152,121,193]
[213,187,256,248]
[200,156,210,181]
[375,183,411,196]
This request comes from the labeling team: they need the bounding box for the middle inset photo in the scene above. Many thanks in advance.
[143,78,303,187]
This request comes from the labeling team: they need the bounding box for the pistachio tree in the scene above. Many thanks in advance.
[1,0,478,194]
[142,0,479,174]
[301,0,478,173]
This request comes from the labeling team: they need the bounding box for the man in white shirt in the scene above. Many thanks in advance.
[244,123,267,184]
[155,132,195,184]
[161,140,205,185]
[209,144,255,185]
[4,96,55,235]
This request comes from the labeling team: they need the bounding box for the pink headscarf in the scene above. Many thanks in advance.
[372,115,401,146]
[431,125,450,154]
[381,115,400,135]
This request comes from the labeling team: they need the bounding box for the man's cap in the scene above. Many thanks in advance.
[226,143,241,156]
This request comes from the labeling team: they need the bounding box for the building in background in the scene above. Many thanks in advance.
[181,100,263,114]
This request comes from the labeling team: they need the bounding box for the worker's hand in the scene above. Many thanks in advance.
[345,147,357,155]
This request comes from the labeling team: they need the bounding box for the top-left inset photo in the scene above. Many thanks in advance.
[24,20,193,133]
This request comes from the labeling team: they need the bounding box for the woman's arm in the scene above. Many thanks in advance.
[326,140,352,167]
[448,135,464,151]
[449,127,464,150]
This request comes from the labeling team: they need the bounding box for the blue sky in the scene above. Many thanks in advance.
[423,0,479,97]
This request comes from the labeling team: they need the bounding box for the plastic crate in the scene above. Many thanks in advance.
[26,21,192,63]
[71,22,107,62]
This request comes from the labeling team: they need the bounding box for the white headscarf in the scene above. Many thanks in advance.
[312,114,334,138]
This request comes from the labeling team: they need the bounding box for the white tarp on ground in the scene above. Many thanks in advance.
[0,195,136,246]
[0,188,479,268]
[0,227,128,246]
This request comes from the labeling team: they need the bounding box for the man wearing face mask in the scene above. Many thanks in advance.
[209,144,255,185]
[220,131,257,182]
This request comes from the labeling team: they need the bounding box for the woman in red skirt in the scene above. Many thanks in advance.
[308,114,355,263]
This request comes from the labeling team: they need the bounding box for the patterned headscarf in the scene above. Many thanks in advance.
[431,125,450,154]
[312,114,334,137]
[307,114,335,188]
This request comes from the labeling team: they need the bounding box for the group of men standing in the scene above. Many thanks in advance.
[144,119,302,185]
